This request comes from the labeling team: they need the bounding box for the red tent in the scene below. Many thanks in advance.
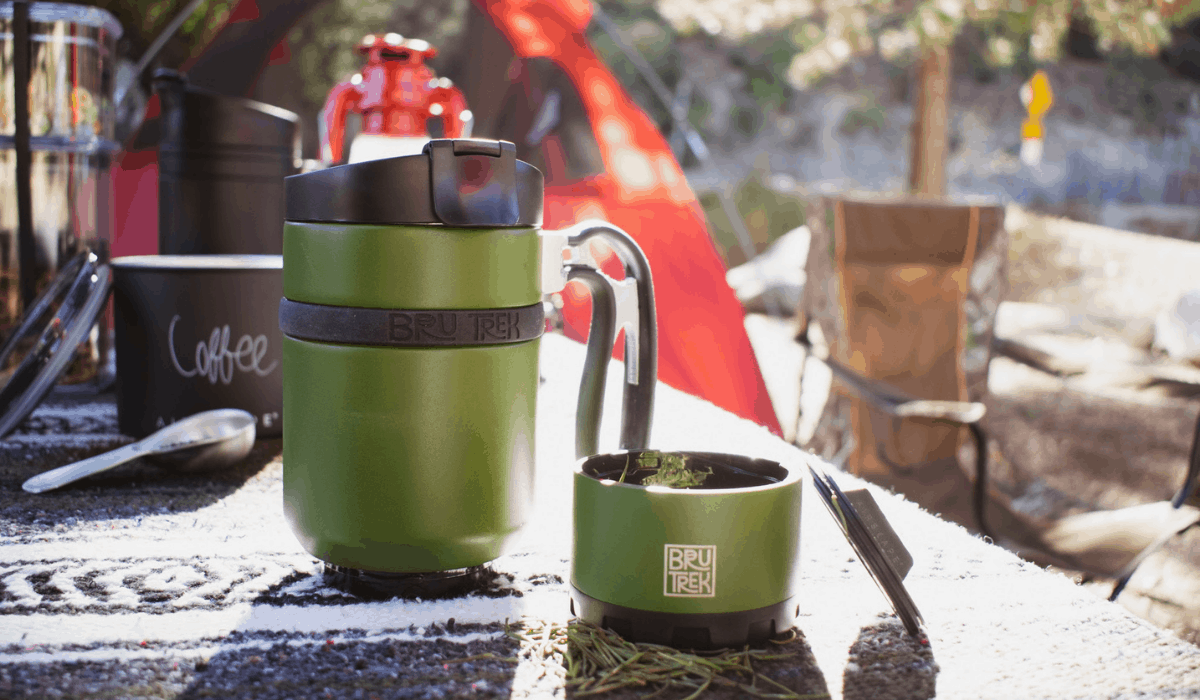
[474,0,779,434]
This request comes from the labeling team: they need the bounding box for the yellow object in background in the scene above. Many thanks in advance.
[1020,70,1053,140]
[1019,70,1052,165]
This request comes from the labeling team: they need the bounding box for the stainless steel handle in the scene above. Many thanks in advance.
[564,241,641,385]
[23,442,148,494]
[540,220,658,454]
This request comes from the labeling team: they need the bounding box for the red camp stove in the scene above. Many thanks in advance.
[320,33,470,163]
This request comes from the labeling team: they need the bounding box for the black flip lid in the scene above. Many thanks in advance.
[285,138,544,227]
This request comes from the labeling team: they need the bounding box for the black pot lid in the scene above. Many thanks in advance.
[809,464,925,637]
[0,251,112,440]
[285,138,543,227]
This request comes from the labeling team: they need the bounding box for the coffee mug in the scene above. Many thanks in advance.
[571,450,802,650]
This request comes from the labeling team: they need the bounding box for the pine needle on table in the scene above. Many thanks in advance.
[505,619,829,698]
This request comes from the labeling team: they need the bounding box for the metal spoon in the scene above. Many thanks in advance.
[22,409,257,494]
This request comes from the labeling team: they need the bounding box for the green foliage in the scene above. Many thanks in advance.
[731,104,761,137]
[87,0,236,59]
[617,452,712,488]
[591,5,808,141]
[699,174,808,268]
[839,95,887,137]
[1101,51,1197,132]
[587,2,684,130]
[732,31,799,113]
[647,0,1200,91]
[587,0,1200,158]
[639,452,712,488]
[287,0,469,108]
[596,0,1200,146]
[687,95,713,136]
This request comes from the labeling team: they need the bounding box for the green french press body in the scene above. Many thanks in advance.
[279,138,656,595]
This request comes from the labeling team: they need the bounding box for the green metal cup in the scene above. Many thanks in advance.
[279,139,657,582]
[571,451,802,650]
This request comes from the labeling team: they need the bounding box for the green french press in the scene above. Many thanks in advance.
[279,138,656,595]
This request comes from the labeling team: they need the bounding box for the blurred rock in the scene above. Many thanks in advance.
[1156,289,1200,363]
[1041,501,1200,577]
[725,225,810,315]
[1101,202,1200,242]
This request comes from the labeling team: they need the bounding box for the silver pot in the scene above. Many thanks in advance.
[0,2,122,384]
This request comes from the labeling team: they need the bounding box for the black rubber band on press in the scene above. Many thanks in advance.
[279,298,544,347]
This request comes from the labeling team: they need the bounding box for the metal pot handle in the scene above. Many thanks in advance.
[541,220,657,458]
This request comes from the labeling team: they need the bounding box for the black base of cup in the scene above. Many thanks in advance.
[569,585,798,651]
[324,563,491,600]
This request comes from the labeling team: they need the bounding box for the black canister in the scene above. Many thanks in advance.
[153,69,299,255]
[112,255,283,438]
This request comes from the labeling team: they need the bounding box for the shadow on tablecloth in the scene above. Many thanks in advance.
[174,625,523,700]
[843,614,938,700]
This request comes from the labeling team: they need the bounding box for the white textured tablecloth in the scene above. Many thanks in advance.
[2,333,1199,699]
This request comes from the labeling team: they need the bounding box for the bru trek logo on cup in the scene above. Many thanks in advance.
[663,544,716,597]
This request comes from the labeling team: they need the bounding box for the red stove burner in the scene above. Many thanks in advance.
[320,33,470,164]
